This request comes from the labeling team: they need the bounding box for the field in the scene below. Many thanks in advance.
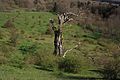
[0,11,119,80]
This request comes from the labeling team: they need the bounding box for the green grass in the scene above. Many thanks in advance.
[0,11,118,80]
[0,65,101,80]
[0,65,59,80]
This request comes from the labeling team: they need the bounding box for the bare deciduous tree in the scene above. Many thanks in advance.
[50,12,77,56]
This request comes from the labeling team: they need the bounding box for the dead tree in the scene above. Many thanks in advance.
[50,12,77,56]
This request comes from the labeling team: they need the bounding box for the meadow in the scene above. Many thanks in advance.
[0,11,119,80]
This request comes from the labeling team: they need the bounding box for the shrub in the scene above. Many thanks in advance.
[18,41,38,54]
[83,32,101,40]
[35,53,58,71]
[92,32,102,40]
[96,50,120,80]
[98,59,120,80]
[58,55,81,73]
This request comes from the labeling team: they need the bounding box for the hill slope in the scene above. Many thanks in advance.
[0,11,119,80]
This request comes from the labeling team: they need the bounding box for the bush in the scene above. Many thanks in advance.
[35,52,81,73]
[58,55,81,73]
[96,51,120,80]
[99,59,120,80]
[18,41,38,54]
[35,53,58,71]
[92,32,102,40]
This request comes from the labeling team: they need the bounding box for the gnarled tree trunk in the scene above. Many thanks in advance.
[50,13,77,56]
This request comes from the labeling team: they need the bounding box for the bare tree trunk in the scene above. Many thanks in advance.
[53,28,63,55]
[50,12,77,56]
[58,32,63,55]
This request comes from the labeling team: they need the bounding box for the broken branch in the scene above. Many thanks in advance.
[63,42,81,58]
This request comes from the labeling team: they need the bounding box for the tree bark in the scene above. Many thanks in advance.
[50,12,77,56]
[53,28,63,55]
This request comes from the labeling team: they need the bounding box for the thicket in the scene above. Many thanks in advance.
[34,52,81,73]
[58,55,81,73]
[95,47,120,80]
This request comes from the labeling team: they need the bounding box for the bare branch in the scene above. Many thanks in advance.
[66,12,78,17]
[57,12,78,24]
[63,42,81,58]
[64,18,73,23]
[49,19,56,31]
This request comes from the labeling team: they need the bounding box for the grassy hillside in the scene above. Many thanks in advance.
[0,11,119,80]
